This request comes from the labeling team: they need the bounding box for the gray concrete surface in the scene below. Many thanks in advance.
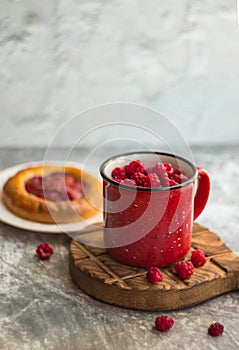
[0,147,238,350]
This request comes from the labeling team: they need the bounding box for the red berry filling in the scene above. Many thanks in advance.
[36,242,53,260]
[191,250,207,267]
[174,261,194,279]
[25,172,84,202]
[147,267,163,284]
[208,322,224,337]
[111,160,188,188]
[155,316,174,332]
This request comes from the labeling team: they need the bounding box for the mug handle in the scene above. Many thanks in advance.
[194,166,210,220]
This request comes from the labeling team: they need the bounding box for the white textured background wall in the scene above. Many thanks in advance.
[0,0,239,147]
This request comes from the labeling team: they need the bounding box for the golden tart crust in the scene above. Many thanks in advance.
[2,165,101,224]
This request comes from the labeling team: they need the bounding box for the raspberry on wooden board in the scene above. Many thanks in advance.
[147,267,163,284]
[191,250,207,267]
[174,261,194,280]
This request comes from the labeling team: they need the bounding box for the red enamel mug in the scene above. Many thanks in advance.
[100,152,210,267]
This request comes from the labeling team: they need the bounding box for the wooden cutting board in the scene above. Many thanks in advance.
[69,223,239,311]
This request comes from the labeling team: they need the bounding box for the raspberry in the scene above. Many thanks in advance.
[191,250,206,267]
[164,163,174,176]
[152,163,170,186]
[174,261,194,279]
[208,322,224,337]
[146,167,154,174]
[171,173,188,184]
[112,167,126,180]
[131,172,146,186]
[147,267,163,284]
[118,178,136,186]
[155,316,174,332]
[36,242,54,260]
[143,173,161,188]
[125,160,146,178]
[169,179,178,187]
[173,169,182,175]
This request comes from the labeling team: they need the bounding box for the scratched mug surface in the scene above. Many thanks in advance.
[100,152,210,267]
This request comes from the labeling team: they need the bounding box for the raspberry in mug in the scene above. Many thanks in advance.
[111,160,188,188]
[100,152,210,267]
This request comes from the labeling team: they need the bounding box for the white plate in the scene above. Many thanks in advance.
[0,161,103,234]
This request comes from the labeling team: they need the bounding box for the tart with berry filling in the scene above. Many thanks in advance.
[2,165,101,224]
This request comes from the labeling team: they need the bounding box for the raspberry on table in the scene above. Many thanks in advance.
[36,242,54,260]
[147,267,163,284]
[174,261,194,279]
[155,315,174,332]
[208,322,224,337]
[191,250,207,267]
